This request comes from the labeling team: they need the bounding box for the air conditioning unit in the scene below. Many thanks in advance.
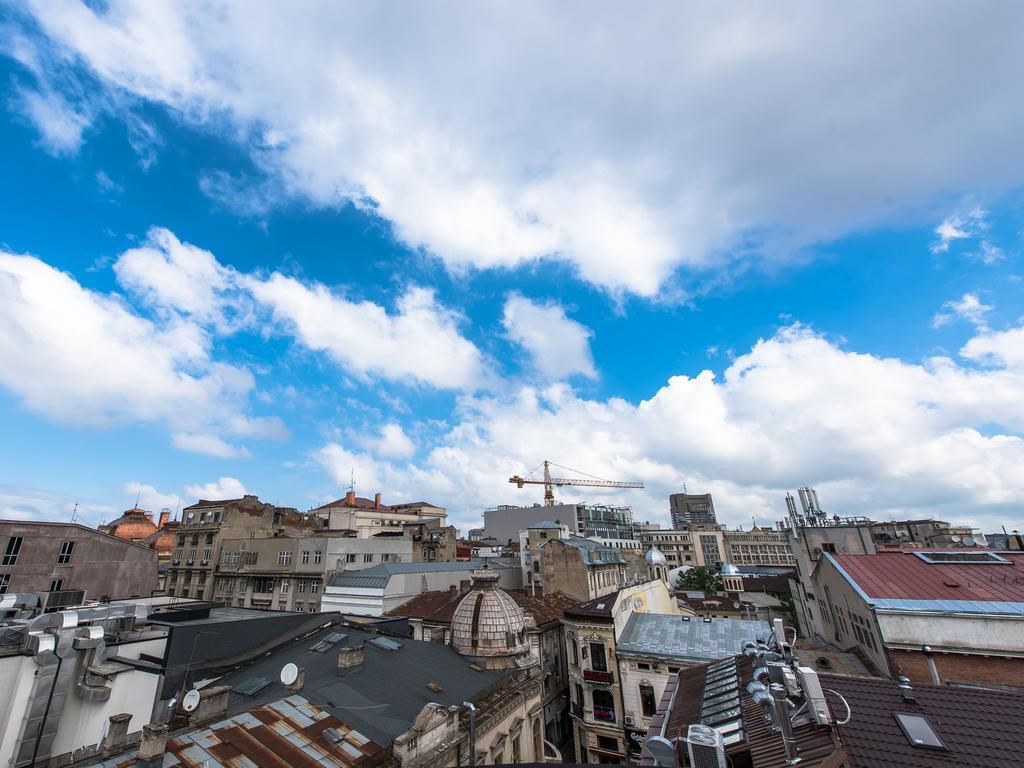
[624,715,634,726]
[687,724,726,768]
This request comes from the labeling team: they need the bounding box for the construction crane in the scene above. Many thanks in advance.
[508,460,644,506]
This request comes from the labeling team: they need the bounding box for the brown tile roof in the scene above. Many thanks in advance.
[562,590,620,622]
[505,589,579,627]
[823,672,1024,768]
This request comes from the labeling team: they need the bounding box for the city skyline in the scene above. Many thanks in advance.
[1,3,1024,534]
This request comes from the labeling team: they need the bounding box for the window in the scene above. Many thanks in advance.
[640,684,657,717]
[298,579,307,593]
[314,551,322,564]
[592,689,615,723]
[254,577,274,593]
[174,548,183,563]
[310,580,320,593]
[570,638,579,666]
[301,550,310,564]
[0,574,11,594]
[596,736,618,751]
[202,548,211,562]
[187,548,197,563]
[57,541,74,565]
[294,602,304,612]
[894,712,947,750]
[363,553,373,563]
[590,642,608,672]
[278,551,293,565]
[2,537,23,566]
[206,533,214,544]
[820,542,836,554]
[280,578,289,593]
[345,553,356,563]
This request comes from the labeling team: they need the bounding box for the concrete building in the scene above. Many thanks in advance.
[540,537,626,602]
[871,518,988,549]
[0,521,158,601]
[812,549,1024,689]
[519,520,570,591]
[562,579,679,764]
[722,524,797,567]
[213,519,458,612]
[668,492,716,528]
[169,495,308,602]
[484,502,636,548]
[320,560,521,616]
[784,513,876,639]
[312,491,446,537]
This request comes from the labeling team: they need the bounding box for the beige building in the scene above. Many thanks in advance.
[540,537,626,602]
[313,491,446,537]
[562,579,679,764]
[722,524,796,567]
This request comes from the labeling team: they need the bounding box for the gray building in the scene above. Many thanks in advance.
[484,502,636,546]
[668,492,717,528]
[0,521,158,601]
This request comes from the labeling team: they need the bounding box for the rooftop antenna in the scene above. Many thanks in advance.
[135,489,142,509]
[682,481,688,494]
[70,503,78,525]
[349,468,355,493]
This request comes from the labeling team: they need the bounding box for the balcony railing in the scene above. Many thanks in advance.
[583,669,613,684]
[593,707,616,723]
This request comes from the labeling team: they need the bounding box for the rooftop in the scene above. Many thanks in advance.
[386,587,578,628]
[327,560,514,589]
[562,590,620,622]
[828,550,1024,615]
[214,620,510,748]
[617,614,771,661]
[91,696,383,768]
[544,535,626,565]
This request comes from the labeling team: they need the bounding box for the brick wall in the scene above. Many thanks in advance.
[887,648,1024,690]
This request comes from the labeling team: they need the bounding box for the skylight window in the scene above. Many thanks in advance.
[914,551,1008,565]
[368,636,403,651]
[894,712,947,750]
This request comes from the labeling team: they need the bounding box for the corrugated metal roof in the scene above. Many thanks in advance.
[829,551,1024,614]
[617,614,771,661]
[93,696,383,768]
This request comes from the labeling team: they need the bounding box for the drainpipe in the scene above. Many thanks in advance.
[922,645,941,685]
[463,702,477,767]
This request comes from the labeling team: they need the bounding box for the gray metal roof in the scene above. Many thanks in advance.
[528,520,564,529]
[551,536,626,565]
[616,613,771,661]
[327,559,512,588]
[215,622,510,747]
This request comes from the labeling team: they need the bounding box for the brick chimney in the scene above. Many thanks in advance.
[374,492,382,509]
[344,490,356,506]
[157,510,170,529]
[135,724,168,768]
[188,685,232,726]
[337,643,364,673]
[102,713,132,757]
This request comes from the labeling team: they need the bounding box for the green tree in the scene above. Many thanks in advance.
[674,567,723,594]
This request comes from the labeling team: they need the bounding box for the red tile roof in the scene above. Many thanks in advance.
[830,551,1024,603]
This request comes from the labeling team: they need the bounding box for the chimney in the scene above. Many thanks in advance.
[102,713,132,757]
[158,510,170,529]
[189,684,232,726]
[286,666,305,694]
[337,644,365,673]
[374,492,382,509]
[459,579,471,594]
[449,584,457,595]
[135,723,168,768]
[345,490,356,506]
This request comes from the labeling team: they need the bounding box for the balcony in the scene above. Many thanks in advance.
[593,707,616,723]
[583,669,613,684]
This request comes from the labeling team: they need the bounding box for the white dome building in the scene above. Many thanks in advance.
[645,545,669,583]
[451,566,532,669]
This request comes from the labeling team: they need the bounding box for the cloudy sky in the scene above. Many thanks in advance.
[1,2,1023,535]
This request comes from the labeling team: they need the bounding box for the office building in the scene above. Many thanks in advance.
[669,492,717,528]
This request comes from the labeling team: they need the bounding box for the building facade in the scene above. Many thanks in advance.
[540,537,626,602]
[312,491,446,538]
[0,521,158,601]
[668,492,716,528]
[722,524,797,567]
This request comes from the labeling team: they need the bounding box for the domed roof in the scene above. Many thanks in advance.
[451,568,529,662]
[645,546,667,566]
[721,562,741,576]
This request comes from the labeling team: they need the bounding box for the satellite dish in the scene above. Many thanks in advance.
[963,535,975,546]
[280,662,299,686]
[644,736,677,767]
[950,535,962,544]
[182,689,201,712]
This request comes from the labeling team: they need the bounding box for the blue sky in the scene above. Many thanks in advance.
[2,2,1024,535]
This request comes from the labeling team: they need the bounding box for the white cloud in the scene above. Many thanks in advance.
[931,208,984,254]
[172,432,250,459]
[114,227,248,330]
[184,476,247,500]
[247,274,485,389]
[932,292,992,330]
[364,422,416,459]
[0,483,117,526]
[123,481,181,511]
[16,85,91,155]
[318,325,1024,534]
[502,294,596,380]
[0,247,273,455]
[961,326,1024,369]
[22,2,1024,295]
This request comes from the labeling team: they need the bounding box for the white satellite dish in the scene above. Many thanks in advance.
[182,689,201,712]
[280,662,299,686]
[644,735,677,767]
[963,535,975,546]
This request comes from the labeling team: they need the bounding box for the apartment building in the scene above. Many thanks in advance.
[484,502,637,547]
[213,520,457,612]
[668,492,716,527]
[541,536,627,602]
[312,491,446,537]
[722,524,796,567]
[813,549,1024,689]
[0,521,157,600]
[166,495,308,601]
